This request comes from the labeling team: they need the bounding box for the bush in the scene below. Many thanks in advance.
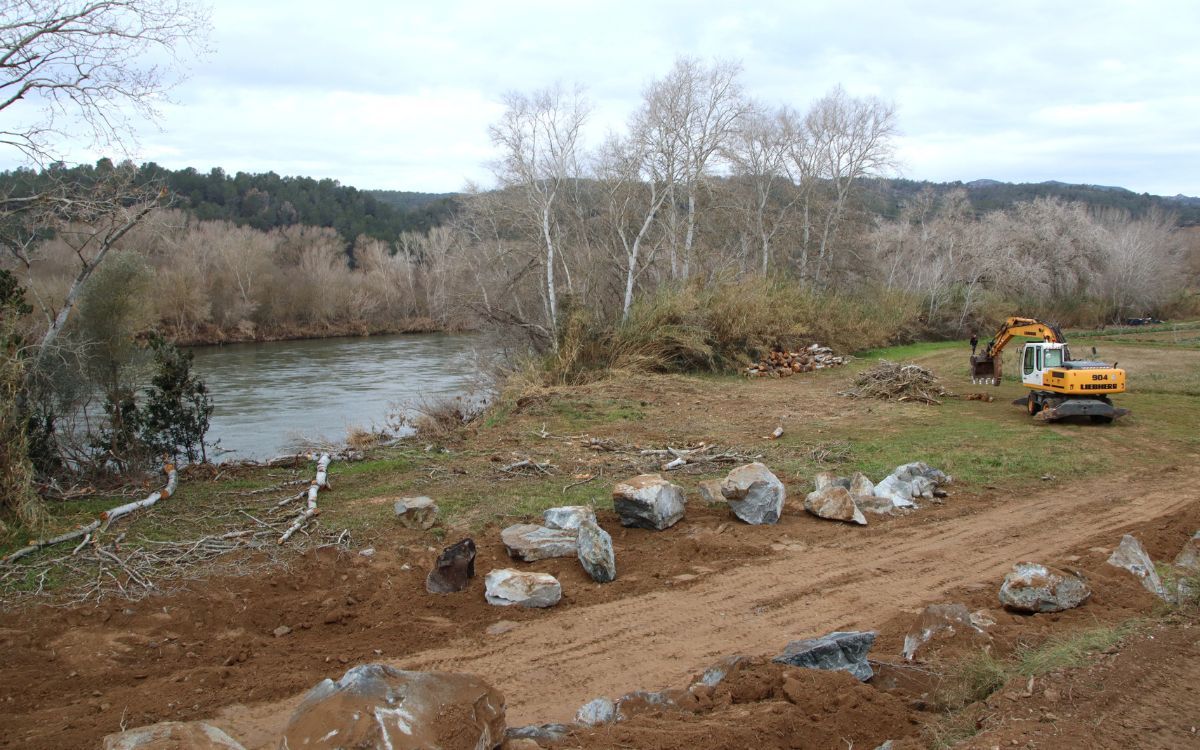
[540,277,923,383]
[139,335,213,463]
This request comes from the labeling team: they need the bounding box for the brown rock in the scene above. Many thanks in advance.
[425,538,476,594]
[281,664,504,750]
[102,721,245,750]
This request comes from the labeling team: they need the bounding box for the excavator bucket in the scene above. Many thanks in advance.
[970,354,1001,386]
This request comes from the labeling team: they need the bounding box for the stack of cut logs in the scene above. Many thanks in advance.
[745,344,847,378]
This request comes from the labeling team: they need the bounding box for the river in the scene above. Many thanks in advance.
[189,334,485,459]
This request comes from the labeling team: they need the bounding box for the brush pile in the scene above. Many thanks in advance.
[745,344,847,378]
[839,360,952,404]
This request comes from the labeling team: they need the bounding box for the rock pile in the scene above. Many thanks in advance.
[744,344,846,377]
[805,462,951,524]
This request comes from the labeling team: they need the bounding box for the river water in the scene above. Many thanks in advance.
[189,334,485,459]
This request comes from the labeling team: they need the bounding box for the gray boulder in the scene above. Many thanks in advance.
[721,462,786,525]
[1107,534,1171,601]
[102,722,245,750]
[484,569,562,608]
[697,479,725,505]
[893,461,948,484]
[848,471,874,497]
[999,562,1091,613]
[501,524,578,562]
[575,697,616,726]
[872,475,917,509]
[394,496,439,530]
[773,630,877,681]
[901,603,985,661]
[576,518,616,583]
[543,505,596,531]
[1175,530,1200,571]
[279,664,505,750]
[804,486,867,525]
[612,474,686,530]
[814,471,851,491]
[694,655,751,687]
[506,724,571,743]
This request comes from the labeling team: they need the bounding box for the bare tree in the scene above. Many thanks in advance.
[1,0,210,358]
[725,103,802,275]
[805,86,897,283]
[636,57,748,280]
[488,84,590,342]
[593,133,671,320]
[1,0,210,163]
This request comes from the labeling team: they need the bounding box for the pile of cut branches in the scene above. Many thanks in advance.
[839,361,953,405]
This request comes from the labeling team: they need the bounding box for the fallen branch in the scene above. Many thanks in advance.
[3,464,178,564]
[497,458,556,475]
[279,454,331,544]
[101,464,179,528]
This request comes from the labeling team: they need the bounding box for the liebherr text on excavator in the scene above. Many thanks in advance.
[970,317,1129,423]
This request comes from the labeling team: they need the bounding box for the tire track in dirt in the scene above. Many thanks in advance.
[214,467,1200,748]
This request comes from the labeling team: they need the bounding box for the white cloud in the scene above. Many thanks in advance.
[5,0,1198,195]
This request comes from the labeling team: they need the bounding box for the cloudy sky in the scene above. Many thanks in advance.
[17,0,1200,195]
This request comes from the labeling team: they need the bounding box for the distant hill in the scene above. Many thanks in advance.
[860,178,1200,226]
[368,190,458,212]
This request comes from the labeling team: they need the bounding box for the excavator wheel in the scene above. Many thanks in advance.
[1027,392,1041,416]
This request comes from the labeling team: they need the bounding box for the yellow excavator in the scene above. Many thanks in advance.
[970,317,1129,423]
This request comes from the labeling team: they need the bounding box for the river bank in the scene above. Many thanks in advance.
[164,316,467,347]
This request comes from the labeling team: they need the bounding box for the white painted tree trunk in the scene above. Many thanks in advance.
[278,453,331,544]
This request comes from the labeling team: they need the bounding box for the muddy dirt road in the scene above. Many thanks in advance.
[201,465,1199,748]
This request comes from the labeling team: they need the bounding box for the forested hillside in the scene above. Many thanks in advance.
[0,161,458,246]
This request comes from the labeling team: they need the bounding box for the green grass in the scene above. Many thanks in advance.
[1015,622,1135,676]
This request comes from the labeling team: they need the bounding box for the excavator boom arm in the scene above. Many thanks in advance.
[972,317,1065,385]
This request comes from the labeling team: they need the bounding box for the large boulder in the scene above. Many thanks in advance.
[1107,534,1170,600]
[505,724,572,743]
[814,472,851,492]
[773,630,877,681]
[394,496,439,530]
[893,461,948,485]
[697,479,725,505]
[576,518,616,583]
[804,486,867,525]
[542,505,596,531]
[575,697,616,726]
[278,664,505,750]
[1175,531,1200,571]
[425,538,476,594]
[872,475,917,509]
[102,722,245,750]
[501,524,578,562]
[901,603,985,661]
[998,562,1091,613]
[720,462,786,525]
[484,569,562,608]
[612,474,686,530]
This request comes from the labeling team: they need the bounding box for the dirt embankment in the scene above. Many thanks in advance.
[2,463,1196,750]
